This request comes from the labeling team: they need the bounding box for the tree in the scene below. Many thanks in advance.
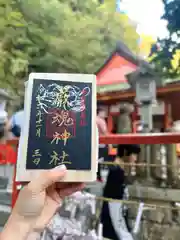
[151,0,180,78]
[0,0,139,94]
[138,34,155,58]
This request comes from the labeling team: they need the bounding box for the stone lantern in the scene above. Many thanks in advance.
[126,66,158,131]
[127,66,159,180]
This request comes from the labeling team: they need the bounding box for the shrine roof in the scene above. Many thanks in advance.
[96,41,151,73]
[97,79,180,105]
[96,41,152,92]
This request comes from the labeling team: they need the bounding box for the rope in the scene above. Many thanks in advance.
[69,195,180,211]
[100,161,180,168]
[96,196,179,210]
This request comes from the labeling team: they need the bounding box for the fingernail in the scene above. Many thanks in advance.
[54,164,67,171]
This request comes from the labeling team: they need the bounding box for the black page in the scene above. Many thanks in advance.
[26,79,92,170]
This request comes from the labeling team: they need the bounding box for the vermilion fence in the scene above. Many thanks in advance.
[0,139,19,207]
[100,133,180,145]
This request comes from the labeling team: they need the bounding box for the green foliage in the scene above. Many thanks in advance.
[151,0,180,78]
[0,0,139,94]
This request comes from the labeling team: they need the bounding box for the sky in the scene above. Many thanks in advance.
[120,0,169,39]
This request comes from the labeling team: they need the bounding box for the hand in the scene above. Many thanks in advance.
[4,165,84,238]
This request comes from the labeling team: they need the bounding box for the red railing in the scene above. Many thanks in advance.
[0,139,19,207]
[100,133,180,145]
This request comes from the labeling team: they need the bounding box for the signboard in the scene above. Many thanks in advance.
[16,73,97,182]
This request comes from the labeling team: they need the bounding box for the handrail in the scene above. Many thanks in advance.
[100,133,180,145]
[6,133,180,146]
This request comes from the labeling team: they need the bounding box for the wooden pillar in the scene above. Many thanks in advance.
[150,144,157,179]
[145,144,151,180]
[150,144,166,185]
[164,101,168,130]
[136,144,146,178]
[107,106,113,133]
[164,101,172,130]
[131,104,138,133]
[150,129,162,183]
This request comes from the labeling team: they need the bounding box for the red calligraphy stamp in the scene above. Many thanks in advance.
[46,109,76,139]
[80,90,87,126]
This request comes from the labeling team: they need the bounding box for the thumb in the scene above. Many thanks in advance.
[28,165,67,193]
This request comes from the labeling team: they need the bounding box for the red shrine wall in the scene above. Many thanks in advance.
[96,54,137,86]
[98,90,180,131]
[167,92,180,122]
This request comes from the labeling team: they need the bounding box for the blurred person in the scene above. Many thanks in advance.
[100,154,135,240]
[9,100,24,138]
[0,110,17,192]
[0,165,84,240]
[114,104,140,165]
[96,107,108,182]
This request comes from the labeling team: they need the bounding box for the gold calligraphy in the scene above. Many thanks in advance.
[51,129,71,146]
[51,111,73,145]
[36,94,44,138]
[61,129,71,146]
[51,132,61,144]
[32,149,42,165]
[52,110,74,127]
[36,109,43,137]
[49,150,71,166]
[52,88,69,110]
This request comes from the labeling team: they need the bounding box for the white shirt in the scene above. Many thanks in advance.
[10,110,24,129]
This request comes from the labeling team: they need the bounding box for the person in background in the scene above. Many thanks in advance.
[100,154,135,240]
[115,104,140,165]
[9,100,24,138]
[0,110,17,192]
[96,107,108,182]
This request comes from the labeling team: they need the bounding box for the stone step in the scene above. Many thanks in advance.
[128,185,180,202]
[0,190,12,227]
[0,190,11,206]
[0,177,8,190]
[85,182,104,196]
[0,204,11,227]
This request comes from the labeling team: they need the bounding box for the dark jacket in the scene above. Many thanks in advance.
[101,166,130,240]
